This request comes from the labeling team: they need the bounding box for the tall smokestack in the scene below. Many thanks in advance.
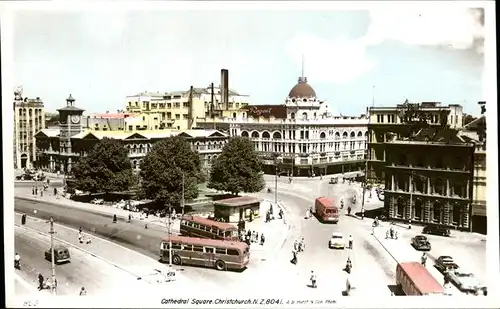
[210,83,215,118]
[221,69,229,110]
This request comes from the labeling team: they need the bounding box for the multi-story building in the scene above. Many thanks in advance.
[125,70,250,131]
[383,128,475,231]
[367,101,464,184]
[34,95,228,175]
[459,101,487,234]
[195,74,369,176]
[13,87,46,169]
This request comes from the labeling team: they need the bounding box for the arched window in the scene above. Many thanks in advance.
[273,132,282,139]
[364,131,368,137]
[350,132,355,138]
[335,132,340,139]
[357,131,363,137]
[262,132,270,139]
[452,202,461,225]
[232,112,236,118]
[313,112,317,119]
[319,132,326,139]
[290,113,295,120]
[397,198,405,218]
[414,199,423,219]
[342,132,348,139]
[302,112,308,120]
[241,131,249,137]
[433,201,442,223]
[251,131,259,138]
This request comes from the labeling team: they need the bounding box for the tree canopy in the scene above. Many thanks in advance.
[208,137,264,195]
[71,137,137,193]
[139,136,202,208]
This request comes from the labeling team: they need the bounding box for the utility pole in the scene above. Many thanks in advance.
[167,205,173,268]
[361,107,372,215]
[181,173,185,216]
[274,161,278,204]
[49,217,56,295]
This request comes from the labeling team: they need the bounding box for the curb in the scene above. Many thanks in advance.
[15,223,145,282]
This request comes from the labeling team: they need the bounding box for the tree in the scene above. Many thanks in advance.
[463,113,477,126]
[139,136,202,208]
[208,137,265,195]
[71,138,137,193]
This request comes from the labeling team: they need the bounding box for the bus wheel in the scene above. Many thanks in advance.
[172,255,182,265]
[215,260,226,271]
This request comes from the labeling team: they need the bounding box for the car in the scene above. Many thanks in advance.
[422,224,451,237]
[45,245,71,264]
[411,235,431,251]
[445,270,484,293]
[328,232,345,249]
[434,255,459,273]
[329,178,338,184]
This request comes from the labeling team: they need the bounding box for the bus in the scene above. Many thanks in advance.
[159,235,250,271]
[314,197,339,223]
[396,262,445,296]
[180,215,239,241]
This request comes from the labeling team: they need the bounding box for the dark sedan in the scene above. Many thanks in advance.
[411,235,431,251]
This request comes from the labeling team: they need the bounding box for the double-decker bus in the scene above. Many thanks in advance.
[396,262,445,296]
[179,215,239,241]
[314,196,339,223]
[159,235,249,271]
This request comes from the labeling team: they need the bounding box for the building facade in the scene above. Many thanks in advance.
[367,101,464,184]
[383,130,475,231]
[34,94,228,174]
[124,70,250,131]
[13,87,46,169]
[195,75,369,176]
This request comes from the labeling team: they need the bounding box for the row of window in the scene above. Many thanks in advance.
[256,142,367,153]
[181,220,233,238]
[394,199,463,224]
[392,153,469,171]
[161,242,240,256]
[242,131,368,140]
[17,108,44,116]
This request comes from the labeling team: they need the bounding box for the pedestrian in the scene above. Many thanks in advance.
[85,235,92,244]
[246,230,251,239]
[293,240,298,251]
[310,271,317,288]
[291,250,297,264]
[408,219,412,230]
[421,252,427,267]
[128,214,132,223]
[347,205,352,216]
[32,186,35,195]
[40,189,43,197]
[78,232,84,243]
[79,227,82,233]
[255,232,259,243]
[21,213,26,225]
[278,209,283,219]
[348,234,353,249]
[35,187,38,195]
[79,287,87,296]
[269,203,273,215]
[113,214,117,223]
[260,234,265,246]
[38,273,44,290]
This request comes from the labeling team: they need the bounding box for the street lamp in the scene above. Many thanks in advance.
[47,217,57,295]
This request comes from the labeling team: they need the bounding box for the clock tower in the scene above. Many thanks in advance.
[57,94,85,172]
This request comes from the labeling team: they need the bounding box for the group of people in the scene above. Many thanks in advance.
[78,227,92,244]
[37,273,57,291]
[243,230,265,246]
[290,238,306,264]
[385,226,399,240]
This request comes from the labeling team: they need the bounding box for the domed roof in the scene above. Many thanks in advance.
[288,77,316,98]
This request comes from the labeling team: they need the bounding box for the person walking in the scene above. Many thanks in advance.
[113,214,117,223]
[309,271,317,288]
[128,214,132,223]
[293,240,298,252]
[299,237,305,252]
[260,234,265,246]
[291,250,298,265]
[21,213,27,225]
[38,273,45,290]
[348,234,353,249]
[421,252,427,267]
[79,287,87,296]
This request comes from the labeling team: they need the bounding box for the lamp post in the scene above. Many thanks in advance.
[181,173,185,216]
[48,217,57,295]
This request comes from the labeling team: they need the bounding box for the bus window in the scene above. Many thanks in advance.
[182,244,193,251]
[216,248,227,255]
[204,247,215,254]
[193,223,200,229]
[172,243,182,250]
[227,249,240,256]
[187,222,193,227]
[206,227,212,232]
[218,230,224,237]
[161,242,169,250]
[193,246,204,252]
[325,208,333,214]
[224,231,231,238]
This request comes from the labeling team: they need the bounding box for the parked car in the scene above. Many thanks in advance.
[434,256,459,273]
[16,174,34,181]
[422,224,451,237]
[45,245,71,264]
[445,270,484,293]
[328,232,345,249]
[411,235,431,251]
[329,177,338,184]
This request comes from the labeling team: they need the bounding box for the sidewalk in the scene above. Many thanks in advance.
[15,213,194,290]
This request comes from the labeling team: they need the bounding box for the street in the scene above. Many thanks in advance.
[15,225,146,296]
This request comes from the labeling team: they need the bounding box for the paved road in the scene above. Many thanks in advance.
[14,226,145,296]
[260,176,487,295]
[14,198,262,287]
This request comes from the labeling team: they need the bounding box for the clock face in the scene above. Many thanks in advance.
[71,115,80,124]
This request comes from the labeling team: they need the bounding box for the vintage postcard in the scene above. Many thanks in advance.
[2,1,498,308]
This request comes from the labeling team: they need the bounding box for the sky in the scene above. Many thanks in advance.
[10,2,489,116]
